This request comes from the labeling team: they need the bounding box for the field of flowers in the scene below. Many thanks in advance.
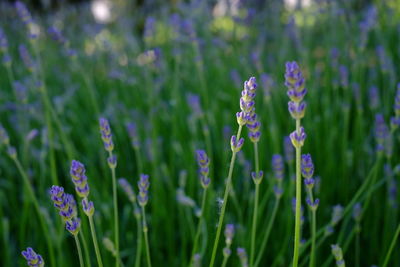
[1,0,400,266]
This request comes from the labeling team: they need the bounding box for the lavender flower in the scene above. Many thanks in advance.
[339,65,349,88]
[306,198,319,211]
[70,160,90,198]
[15,1,33,25]
[237,247,249,267]
[369,86,379,109]
[224,224,235,246]
[331,244,346,267]
[47,26,66,45]
[290,126,306,148]
[285,61,307,103]
[49,186,81,235]
[237,77,257,126]
[284,136,294,162]
[391,84,400,130]
[118,178,136,203]
[260,73,274,102]
[272,154,284,180]
[301,154,314,179]
[352,203,362,222]
[138,174,150,207]
[196,150,211,188]
[19,44,35,71]
[230,135,244,153]
[186,93,203,118]
[0,27,8,52]
[21,247,44,267]
[374,114,389,152]
[99,118,114,152]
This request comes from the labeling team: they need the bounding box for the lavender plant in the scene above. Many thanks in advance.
[70,160,103,267]
[21,247,44,267]
[99,117,119,266]
[285,61,307,267]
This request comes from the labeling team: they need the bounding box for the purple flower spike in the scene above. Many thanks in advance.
[251,170,264,184]
[22,247,44,267]
[224,224,235,245]
[230,135,244,153]
[126,122,140,148]
[285,61,307,103]
[15,1,33,25]
[273,185,284,198]
[290,127,306,148]
[118,178,136,202]
[138,174,150,207]
[272,154,284,180]
[352,203,362,222]
[374,114,389,152]
[99,117,114,152]
[19,44,35,72]
[237,247,249,267]
[0,27,8,52]
[306,197,319,211]
[66,217,81,236]
[196,150,211,189]
[50,186,81,235]
[288,101,307,120]
[82,198,95,217]
[107,155,117,169]
[47,26,66,45]
[301,154,314,179]
[283,136,294,163]
[70,160,90,198]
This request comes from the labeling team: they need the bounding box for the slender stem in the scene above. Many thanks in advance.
[209,125,243,267]
[135,215,142,267]
[109,152,120,267]
[355,229,360,267]
[250,183,260,267]
[142,207,152,267]
[88,216,104,267]
[12,156,55,265]
[382,222,400,267]
[254,197,281,267]
[221,255,229,267]
[190,189,208,265]
[79,230,92,267]
[75,235,85,267]
[250,142,261,267]
[309,209,316,267]
[292,119,302,267]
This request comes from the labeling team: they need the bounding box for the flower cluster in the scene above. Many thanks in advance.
[325,205,344,236]
[237,247,249,267]
[50,185,81,235]
[126,122,140,149]
[196,150,211,188]
[138,174,150,207]
[284,136,294,163]
[331,244,346,267]
[19,44,35,72]
[285,62,307,148]
[272,154,284,198]
[70,160,95,217]
[222,224,235,257]
[301,154,320,211]
[0,27,8,53]
[391,84,400,130]
[237,77,261,143]
[119,178,136,203]
[21,247,44,267]
[99,118,117,168]
[374,114,389,153]
[15,1,33,25]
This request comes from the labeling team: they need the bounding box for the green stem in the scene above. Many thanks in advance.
[190,189,208,265]
[221,254,230,267]
[254,197,281,267]
[292,119,302,267]
[12,156,55,265]
[135,214,142,267]
[209,125,243,267]
[88,216,104,267]
[109,160,120,267]
[309,210,316,267]
[142,207,152,267]
[250,141,261,267]
[75,234,85,267]
[382,222,400,267]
